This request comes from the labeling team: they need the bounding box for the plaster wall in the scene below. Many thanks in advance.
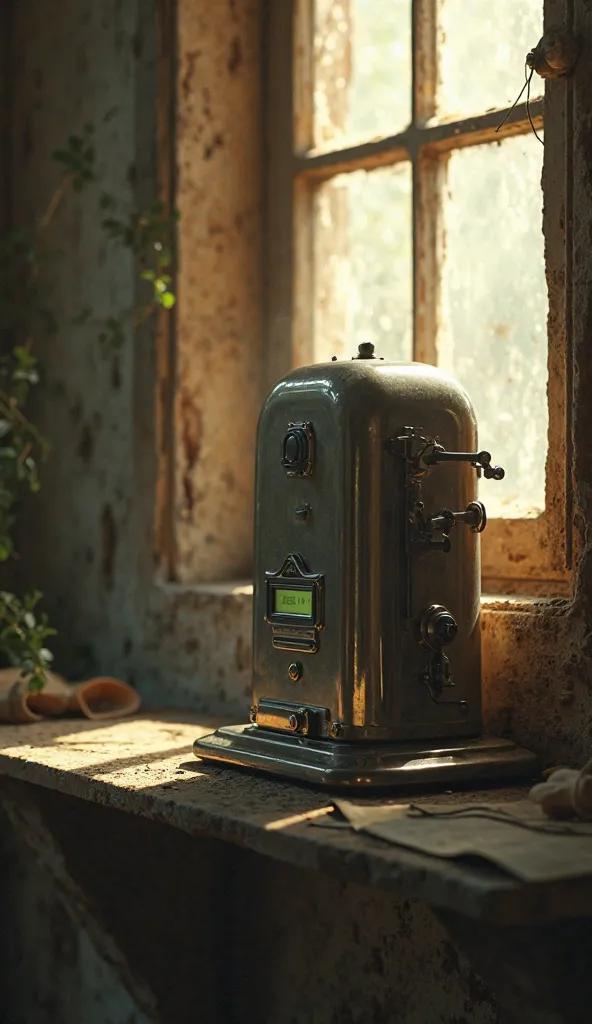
[9,0,256,715]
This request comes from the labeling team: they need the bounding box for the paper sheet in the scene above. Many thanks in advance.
[331,799,592,882]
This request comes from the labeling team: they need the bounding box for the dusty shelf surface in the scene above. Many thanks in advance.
[0,711,589,926]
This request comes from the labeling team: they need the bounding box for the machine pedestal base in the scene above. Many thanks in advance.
[193,725,538,789]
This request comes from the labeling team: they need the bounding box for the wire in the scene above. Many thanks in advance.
[495,76,530,133]
[525,64,544,146]
[495,64,544,146]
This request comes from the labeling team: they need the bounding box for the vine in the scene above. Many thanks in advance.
[0,116,177,690]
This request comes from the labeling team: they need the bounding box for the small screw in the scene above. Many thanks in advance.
[295,505,310,521]
[288,661,302,681]
[288,714,299,731]
[249,705,257,723]
[330,721,344,739]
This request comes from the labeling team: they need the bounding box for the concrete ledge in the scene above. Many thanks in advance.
[0,712,590,927]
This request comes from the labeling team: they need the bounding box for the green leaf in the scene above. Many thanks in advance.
[27,673,45,693]
[52,148,72,165]
[140,269,155,281]
[102,106,120,123]
[0,537,13,560]
[99,192,117,211]
[72,306,92,326]
[160,292,176,310]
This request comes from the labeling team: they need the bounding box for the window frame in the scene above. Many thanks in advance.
[263,0,571,596]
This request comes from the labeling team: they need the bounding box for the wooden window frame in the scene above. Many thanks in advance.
[264,0,571,597]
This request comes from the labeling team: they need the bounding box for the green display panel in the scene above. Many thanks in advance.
[274,588,313,616]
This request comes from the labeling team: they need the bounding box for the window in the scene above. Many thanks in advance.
[265,0,570,595]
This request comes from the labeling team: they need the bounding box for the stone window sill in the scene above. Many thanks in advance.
[0,712,587,927]
[159,580,569,617]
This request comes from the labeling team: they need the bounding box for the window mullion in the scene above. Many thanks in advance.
[413,151,444,365]
[264,0,299,388]
[412,0,437,124]
[412,0,439,363]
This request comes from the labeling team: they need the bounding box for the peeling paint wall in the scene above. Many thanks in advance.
[174,0,263,583]
[10,0,152,677]
[8,0,257,716]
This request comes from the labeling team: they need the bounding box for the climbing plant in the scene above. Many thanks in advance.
[0,115,177,689]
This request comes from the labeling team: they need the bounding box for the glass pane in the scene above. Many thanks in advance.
[313,164,412,362]
[438,134,547,518]
[437,0,544,119]
[314,0,411,148]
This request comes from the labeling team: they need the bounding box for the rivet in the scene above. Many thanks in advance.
[288,662,302,681]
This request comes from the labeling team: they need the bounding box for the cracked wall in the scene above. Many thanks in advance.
[173,0,263,583]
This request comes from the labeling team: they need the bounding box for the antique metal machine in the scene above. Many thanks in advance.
[194,343,538,788]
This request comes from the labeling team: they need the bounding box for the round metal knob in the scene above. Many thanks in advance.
[419,604,458,651]
[465,500,487,533]
[353,342,380,359]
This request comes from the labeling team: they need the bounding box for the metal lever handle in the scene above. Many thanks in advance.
[429,501,487,535]
[421,445,505,480]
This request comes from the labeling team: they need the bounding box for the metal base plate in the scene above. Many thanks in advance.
[193,725,539,790]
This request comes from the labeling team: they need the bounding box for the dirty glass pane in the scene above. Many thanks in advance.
[313,0,411,148]
[313,163,412,363]
[437,134,547,518]
[436,0,544,119]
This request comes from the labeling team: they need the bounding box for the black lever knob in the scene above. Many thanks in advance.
[428,501,487,536]
[421,444,505,480]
